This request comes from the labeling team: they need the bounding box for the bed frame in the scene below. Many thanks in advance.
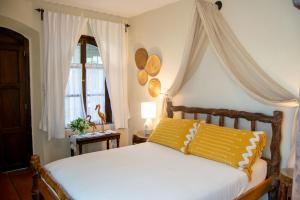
[31,100,283,200]
[167,101,283,200]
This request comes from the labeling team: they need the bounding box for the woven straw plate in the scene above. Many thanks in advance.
[145,55,161,76]
[135,48,148,69]
[148,78,161,97]
[137,70,148,85]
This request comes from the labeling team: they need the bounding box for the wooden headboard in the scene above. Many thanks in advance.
[166,100,283,197]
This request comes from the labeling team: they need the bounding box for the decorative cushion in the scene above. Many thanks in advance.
[188,123,266,179]
[148,118,199,153]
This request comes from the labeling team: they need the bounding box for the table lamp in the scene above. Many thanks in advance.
[141,102,156,135]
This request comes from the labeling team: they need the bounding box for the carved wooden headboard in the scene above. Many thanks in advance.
[166,100,283,197]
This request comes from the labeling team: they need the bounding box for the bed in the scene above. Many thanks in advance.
[31,101,283,200]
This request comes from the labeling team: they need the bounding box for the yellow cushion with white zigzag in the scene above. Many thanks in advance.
[148,118,199,153]
[188,123,266,180]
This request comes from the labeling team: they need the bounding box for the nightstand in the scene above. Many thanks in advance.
[132,130,151,144]
[279,168,293,200]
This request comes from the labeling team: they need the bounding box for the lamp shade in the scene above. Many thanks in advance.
[141,102,156,119]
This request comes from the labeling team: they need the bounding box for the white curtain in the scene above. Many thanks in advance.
[40,11,87,139]
[89,19,129,129]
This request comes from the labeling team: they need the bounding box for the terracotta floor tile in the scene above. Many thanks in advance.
[8,169,32,200]
[0,173,19,200]
[0,169,32,200]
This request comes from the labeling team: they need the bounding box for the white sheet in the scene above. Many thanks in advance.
[45,142,267,200]
[247,158,267,190]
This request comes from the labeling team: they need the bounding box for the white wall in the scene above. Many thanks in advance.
[0,0,127,164]
[128,0,300,168]
[128,0,195,136]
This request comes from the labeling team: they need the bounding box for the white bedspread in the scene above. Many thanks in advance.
[45,142,267,200]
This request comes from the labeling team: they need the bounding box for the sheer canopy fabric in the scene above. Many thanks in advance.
[40,11,87,139]
[168,11,208,96]
[164,0,299,196]
[195,1,297,106]
[167,0,298,107]
[89,19,129,129]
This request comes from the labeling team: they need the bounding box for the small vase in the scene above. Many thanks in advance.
[79,130,85,135]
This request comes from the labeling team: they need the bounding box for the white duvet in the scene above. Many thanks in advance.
[45,142,267,200]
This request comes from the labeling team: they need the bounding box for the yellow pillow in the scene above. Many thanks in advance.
[188,123,266,179]
[148,118,199,153]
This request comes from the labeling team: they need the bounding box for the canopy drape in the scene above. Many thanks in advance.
[167,0,298,106]
[163,0,299,191]
[167,11,208,96]
[89,19,129,129]
[40,11,87,139]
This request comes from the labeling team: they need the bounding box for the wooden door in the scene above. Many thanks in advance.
[0,27,32,172]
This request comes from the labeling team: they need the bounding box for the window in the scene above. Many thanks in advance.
[65,35,112,127]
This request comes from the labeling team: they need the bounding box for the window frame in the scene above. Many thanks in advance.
[78,35,112,124]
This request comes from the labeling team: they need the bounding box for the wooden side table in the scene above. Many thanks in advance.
[71,132,120,156]
[279,168,294,200]
[132,130,151,144]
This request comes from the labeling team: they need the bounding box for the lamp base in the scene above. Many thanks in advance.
[144,129,152,136]
[144,119,153,136]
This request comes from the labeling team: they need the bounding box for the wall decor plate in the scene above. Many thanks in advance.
[148,78,161,97]
[137,70,148,86]
[145,55,161,76]
[135,48,148,69]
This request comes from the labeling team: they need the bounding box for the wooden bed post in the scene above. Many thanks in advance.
[30,154,72,200]
[31,155,41,200]
[166,100,173,118]
[268,111,283,200]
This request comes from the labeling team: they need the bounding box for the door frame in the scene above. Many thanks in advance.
[0,27,32,171]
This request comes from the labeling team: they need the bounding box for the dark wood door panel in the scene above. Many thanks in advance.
[0,89,22,129]
[0,33,20,44]
[0,140,3,171]
[0,49,20,84]
[0,27,31,172]
[1,133,30,170]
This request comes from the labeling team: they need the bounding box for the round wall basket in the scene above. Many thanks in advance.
[145,55,161,76]
[135,48,148,69]
[137,70,148,86]
[148,78,161,97]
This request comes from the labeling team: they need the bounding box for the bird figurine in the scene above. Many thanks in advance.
[95,104,106,132]
[85,115,97,131]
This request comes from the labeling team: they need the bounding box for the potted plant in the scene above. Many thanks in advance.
[69,117,90,135]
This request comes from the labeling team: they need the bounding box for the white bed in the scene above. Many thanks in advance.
[45,142,267,200]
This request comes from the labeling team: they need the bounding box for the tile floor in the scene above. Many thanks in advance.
[0,169,32,200]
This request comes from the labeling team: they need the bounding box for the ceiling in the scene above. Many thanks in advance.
[43,0,180,18]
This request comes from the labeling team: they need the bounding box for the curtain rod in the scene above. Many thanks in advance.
[35,8,44,20]
[35,1,222,31]
[34,8,131,32]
